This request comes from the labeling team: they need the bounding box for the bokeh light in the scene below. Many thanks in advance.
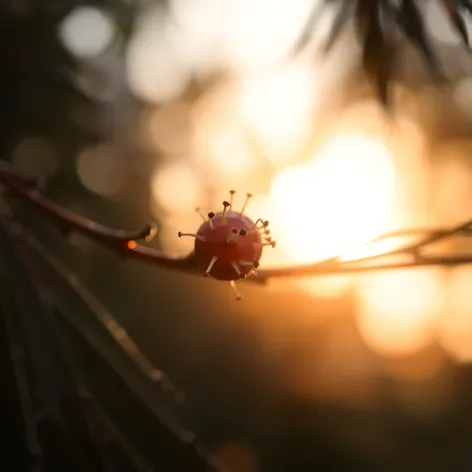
[143,101,192,156]
[432,142,472,223]
[12,136,57,180]
[298,275,350,299]
[270,133,396,263]
[126,5,189,104]
[239,59,317,167]
[192,84,260,184]
[170,0,319,73]
[150,163,202,214]
[59,6,115,58]
[439,267,472,363]
[76,143,127,197]
[355,269,445,357]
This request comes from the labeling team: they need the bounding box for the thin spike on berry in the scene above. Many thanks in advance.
[226,228,239,244]
[178,232,205,241]
[204,256,218,277]
[231,261,246,279]
[195,207,206,222]
[230,280,242,301]
[207,212,215,230]
[177,190,273,294]
[221,201,230,225]
[240,193,253,216]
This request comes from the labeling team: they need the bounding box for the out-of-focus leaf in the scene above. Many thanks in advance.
[292,0,472,107]
[356,1,396,106]
[322,1,356,53]
[396,0,442,76]
[450,1,471,48]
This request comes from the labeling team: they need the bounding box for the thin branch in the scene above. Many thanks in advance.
[256,219,472,281]
[0,301,43,467]
[20,225,186,403]
[2,165,472,282]
[0,164,197,271]
[77,386,158,472]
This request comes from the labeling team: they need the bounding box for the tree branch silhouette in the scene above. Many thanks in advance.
[2,165,472,284]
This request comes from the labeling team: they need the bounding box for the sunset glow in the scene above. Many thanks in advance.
[129,0,472,364]
[355,269,445,357]
[270,133,396,263]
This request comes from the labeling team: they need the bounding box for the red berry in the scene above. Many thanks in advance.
[195,211,261,280]
[178,191,275,299]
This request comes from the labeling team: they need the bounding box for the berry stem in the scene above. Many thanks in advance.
[3,165,472,282]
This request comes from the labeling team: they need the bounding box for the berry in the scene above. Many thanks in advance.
[178,191,276,300]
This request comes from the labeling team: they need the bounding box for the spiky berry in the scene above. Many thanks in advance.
[178,191,275,299]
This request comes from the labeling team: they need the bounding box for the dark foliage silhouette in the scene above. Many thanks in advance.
[293,0,472,105]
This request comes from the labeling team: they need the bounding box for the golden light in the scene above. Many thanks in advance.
[241,193,288,267]
[150,163,202,214]
[239,59,317,167]
[299,275,350,299]
[340,235,418,263]
[190,0,317,72]
[126,5,189,104]
[270,133,396,264]
[169,0,321,79]
[355,269,445,357]
[432,143,472,224]
[438,267,472,363]
[143,101,192,156]
[192,84,260,184]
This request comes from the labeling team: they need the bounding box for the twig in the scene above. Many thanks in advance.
[0,164,196,271]
[76,386,158,472]
[20,225,186,403]
[0,300,43,469]
[2,165,472,282]
[255,219,472,281]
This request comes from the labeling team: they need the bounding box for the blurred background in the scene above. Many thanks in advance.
[5,0,472,470]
